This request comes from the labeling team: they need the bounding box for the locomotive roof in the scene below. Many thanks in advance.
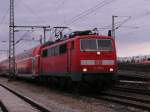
[42,30,112,48]
[41,35,113,51]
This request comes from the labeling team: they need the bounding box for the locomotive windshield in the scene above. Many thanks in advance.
[81,39,113,51]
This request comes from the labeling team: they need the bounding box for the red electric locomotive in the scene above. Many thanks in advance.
[40,31,117,83]
[0,30,118,87]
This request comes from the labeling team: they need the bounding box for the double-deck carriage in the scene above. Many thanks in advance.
[0,60,9,75]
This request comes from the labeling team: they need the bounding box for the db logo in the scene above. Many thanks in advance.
[95,60,102,65]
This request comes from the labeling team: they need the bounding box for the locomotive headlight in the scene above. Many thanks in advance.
[97,51,101,55]
[83,68,87,72]
[110,68,114,72]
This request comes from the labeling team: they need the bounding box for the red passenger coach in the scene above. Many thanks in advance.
[0,60,9,74]
[15,46,42,77]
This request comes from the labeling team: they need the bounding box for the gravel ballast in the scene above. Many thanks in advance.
[0,77,145,112]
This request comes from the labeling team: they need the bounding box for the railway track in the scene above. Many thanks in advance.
[113,85,150,95]
[0,83,51,112]
[88,85,150,111]
[0,101,7,112]
[118,64,150,82]
[1,74,150,111]
[118,63,150,72]
[118,75,150,82]
[89,92,150,111]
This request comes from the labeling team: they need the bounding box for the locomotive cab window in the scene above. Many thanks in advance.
[42,49,48,57]
[97,39,113,51]
[81,39,97,51]
[80,39,113,51]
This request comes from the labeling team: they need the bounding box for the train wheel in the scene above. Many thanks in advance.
[72,82,87,94]
[33,76,40,84]
[59,78,67,90]
[64,79,72,91]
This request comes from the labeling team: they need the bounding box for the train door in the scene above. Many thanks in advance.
[40,49,48,74]
[67,43,70,73]
[68,41,74,73]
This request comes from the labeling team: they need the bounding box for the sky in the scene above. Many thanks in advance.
[0,0,150,60]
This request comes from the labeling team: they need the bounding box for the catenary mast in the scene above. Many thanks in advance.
[9,0,15,79]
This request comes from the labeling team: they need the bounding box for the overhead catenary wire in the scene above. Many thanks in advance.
[115,11,150,30]
[15,29,43,48]
[0,0,23,30]
[63,0,117,26]
[15,30,32,46]
[0,8,9,31]
[115,25,139,30]
[0,0,23,36]
[113,11,150,30]
[115,16,131,29]
[19,0,48,24]
[96,10,150,33]
[64,0,115,25]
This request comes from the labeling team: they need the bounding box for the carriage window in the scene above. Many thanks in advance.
[97,39,112,51]
[54,46,59,55]
[48,46,59,56]
[51,48,55,56]
[71,41,74,50]
[81,39,97,51]
[59,43,67,54]
[48,48,51,56]
[42,49,48,57]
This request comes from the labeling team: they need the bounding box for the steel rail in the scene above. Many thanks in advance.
[93,94,150,111]
[112,86,150,96]
[0,83,51,112]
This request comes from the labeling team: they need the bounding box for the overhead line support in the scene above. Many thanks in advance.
[112,15,117,39]
[14,25,50,43]
[9,0,15,80]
